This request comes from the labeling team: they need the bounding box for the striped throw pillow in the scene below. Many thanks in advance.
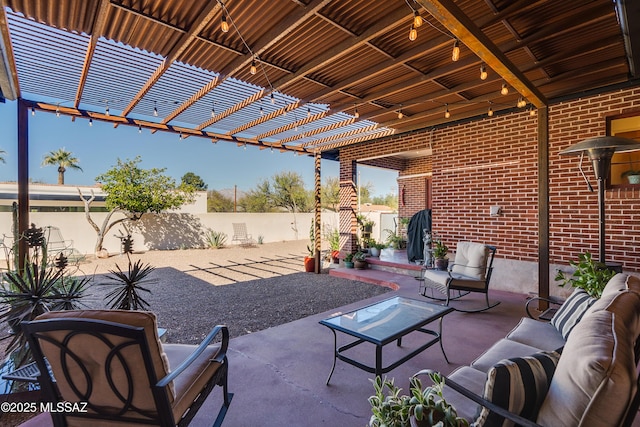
[550,288,596,340]
[475,350,561,427]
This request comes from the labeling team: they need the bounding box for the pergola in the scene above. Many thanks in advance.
[1,0,639,283]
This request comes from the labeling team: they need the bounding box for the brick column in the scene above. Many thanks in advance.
[339,159,358,253]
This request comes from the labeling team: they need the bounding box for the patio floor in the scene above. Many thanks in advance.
[19,252,640,427]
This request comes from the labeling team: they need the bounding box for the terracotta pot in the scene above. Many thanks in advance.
[304,257,315,272]
[354,260,368,270]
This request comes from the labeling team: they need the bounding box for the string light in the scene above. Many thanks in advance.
[153,101,158,117]
[409,24,417,41]
[55,104,60,117]
[397,110,404,119]
[413,11,423,27]
[31,107,35,116]
[259,106,264,116]
[250,59,257,75]
[480,64,488,80]
[501,83,509,95]
[488,105,493,117]
[307,107,311,118]
[354,107,360,118]
[452,40,460,62]
[530,107,536,116]
[270,93,275,105]
[244,142,247,150]
[444,104,450,119]
[138,124,142,133]
[221,14,229,33]
[179,131,183,140]
[517,97,526,108]
[211,101,215,118]
[89,118,93,126]
[105,102,110,117]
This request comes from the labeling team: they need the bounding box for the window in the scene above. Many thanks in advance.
[607,112,640,187]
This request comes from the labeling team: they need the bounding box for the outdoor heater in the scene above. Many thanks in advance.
[559,136,640,267]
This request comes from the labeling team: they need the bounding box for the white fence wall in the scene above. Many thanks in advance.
[0,211,341,256]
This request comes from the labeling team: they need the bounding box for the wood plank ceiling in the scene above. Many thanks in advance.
[0,0,638,160]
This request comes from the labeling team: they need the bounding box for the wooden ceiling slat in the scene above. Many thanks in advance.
[0,4,20,99]
[120,1,220,117]
[418,0,548,107]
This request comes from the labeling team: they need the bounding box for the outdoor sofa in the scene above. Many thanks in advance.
[431,273,640,427]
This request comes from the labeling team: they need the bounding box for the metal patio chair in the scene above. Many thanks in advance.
[44,225,85,262]
[21,309,233,427]
[419,242,500,312]
[231,223,255,246]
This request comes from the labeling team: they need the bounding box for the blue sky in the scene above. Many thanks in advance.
[0,100,398,197]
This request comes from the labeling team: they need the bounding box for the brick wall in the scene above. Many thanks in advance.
[338,85,640,272]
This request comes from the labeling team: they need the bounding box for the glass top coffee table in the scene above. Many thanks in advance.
[319,296,453,384]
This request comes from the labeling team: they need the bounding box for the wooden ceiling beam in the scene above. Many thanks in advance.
[228,100,300,135]
[415,0,546,107]
[309,128,397,152]
[121,1,221,117]
[197,89,265,131]
[256,110,327,140]
[73,0,109,108]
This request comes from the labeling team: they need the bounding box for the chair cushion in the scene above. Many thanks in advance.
[451,242,489,281]
[549,288,596,340]
[445,366,488,422]
[474,350,561,427]
[37,309,175,403]
[537,307,640,427]
[471,339,542,373]
[505,317,566,351]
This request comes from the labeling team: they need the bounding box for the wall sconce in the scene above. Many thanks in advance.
[490,206,502,216]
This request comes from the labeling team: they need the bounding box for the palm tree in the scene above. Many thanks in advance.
[0,149,6,164]
[42,148,83,185]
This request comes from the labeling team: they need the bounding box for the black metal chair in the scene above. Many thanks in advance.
[21,309,232,427]
[419,242,499,312]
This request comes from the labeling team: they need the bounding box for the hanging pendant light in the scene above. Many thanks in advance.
[480,64,488,80]
[451,40,460,62]
[413,11,423,27]
[444,104,450,119]
[501,84,509,95]
[221,15,229,33]
[409,24,417,41]
[250,59,257,75]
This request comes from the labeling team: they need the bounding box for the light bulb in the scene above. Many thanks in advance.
[444,106,450,119]
[413,12,423,28]
[221,15,229,33]
[480,64,488,80]
[211,108,215,118]
[179,131,183,140]
[105,105,110,116]
[89,118,93,126]
[530,108,536,116]
[501,84,508,95]
[307,107,311,118]
[250,60,257,75]
[452,40,460,62]
[244,143,247,150]
[56,106,60,117]
[488,107,493,117]
[259,106,264,116]
[31,107,35,116]
[397,110,403,119]
[354,108,359,118]
[409,24,417,41]
[138,124,142,134]
[153,101,158,117]
[517,97,525,108]
[270,93,275,104]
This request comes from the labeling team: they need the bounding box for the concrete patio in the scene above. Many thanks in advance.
[18,251,640,427]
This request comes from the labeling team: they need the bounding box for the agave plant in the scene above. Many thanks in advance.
[0,228,91,365]
[100,233,156,311]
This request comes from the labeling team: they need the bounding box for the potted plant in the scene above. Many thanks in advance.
[304,220,316,272]
[369,373,469,427]
[354,251,368,270]
[433,240,449,271]
[554,252,616,298]
[369,240,385,258]
[344,252,355,269]
[324,226,340,264]
[621,155,640,184]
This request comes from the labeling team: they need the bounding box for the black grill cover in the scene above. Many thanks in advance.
[406,209,432,263]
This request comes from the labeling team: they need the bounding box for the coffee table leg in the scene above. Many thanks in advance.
[375,345,382,378]
[326,329,338,385]
[438,317,450,363]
